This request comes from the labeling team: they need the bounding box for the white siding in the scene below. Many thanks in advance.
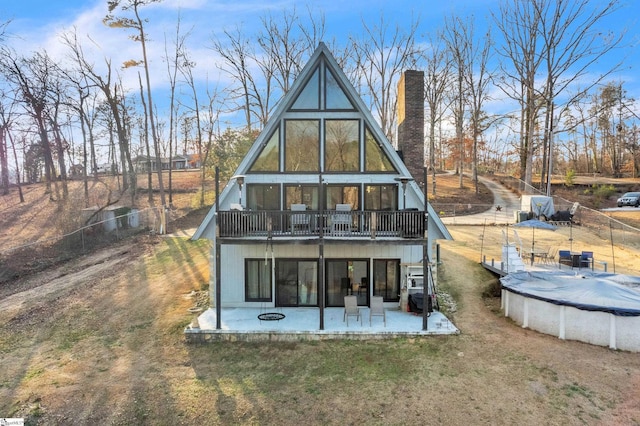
[217,243,425,307]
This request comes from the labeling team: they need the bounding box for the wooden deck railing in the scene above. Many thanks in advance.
[217,209,425,239]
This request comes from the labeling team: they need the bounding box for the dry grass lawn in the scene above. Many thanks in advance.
[0,172,639,424]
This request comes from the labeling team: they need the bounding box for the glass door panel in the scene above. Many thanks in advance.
[326,260,349,307]
[326,259,368,307]
[298,261,317,306]
[276,259,318,307]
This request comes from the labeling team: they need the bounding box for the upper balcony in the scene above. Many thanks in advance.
[216,209,426,242]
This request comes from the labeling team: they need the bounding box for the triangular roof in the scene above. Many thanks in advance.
[193,42,452,242]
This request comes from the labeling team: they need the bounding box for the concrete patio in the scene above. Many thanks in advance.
[185,306,459,342]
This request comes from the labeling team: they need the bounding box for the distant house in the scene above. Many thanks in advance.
[172,154,190,170]
[133,154,194,173]
[192,43,452,324]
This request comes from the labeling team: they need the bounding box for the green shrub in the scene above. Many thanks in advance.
[564,169,576,186]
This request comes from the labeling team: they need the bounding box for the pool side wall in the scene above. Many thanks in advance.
[501,289,640,352]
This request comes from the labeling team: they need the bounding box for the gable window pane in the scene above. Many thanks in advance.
[325,120,359,172]
[246,259,272,302]
[365,127,396,172]
[291,67,320,110]
[249,129,279,172]
[285,120,319,172]
[325,67,355,110]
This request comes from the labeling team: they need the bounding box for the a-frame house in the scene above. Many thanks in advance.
[192,43,452,330]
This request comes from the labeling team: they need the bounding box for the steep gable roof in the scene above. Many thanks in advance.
[229,42,400,177]
[193,43,452,241]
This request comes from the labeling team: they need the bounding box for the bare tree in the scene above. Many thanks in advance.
[350,13,421,141]
[423,30,452,195]
[460,18,494,194]
[0,93,25,202]
[105,0,166,209]
[62,30,137,198]
[0,49,62,199]
[494,0,544,186]
[258,9,305,95]
[164,13,191,206]
[444,15,470,189]
[211,25,274,131]
[535,0,624,191]
[211,9,323,131]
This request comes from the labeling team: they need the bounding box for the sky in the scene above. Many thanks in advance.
[1,0,639,151]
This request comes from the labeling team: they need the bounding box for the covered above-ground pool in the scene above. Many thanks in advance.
[500,270,640,352]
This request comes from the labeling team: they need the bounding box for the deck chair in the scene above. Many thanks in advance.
[580,251,594,270]
[558,250,572,268]
[343,295,361,326]
[290,203,309,234]
[331,204,352,236]
[369,296,386,326]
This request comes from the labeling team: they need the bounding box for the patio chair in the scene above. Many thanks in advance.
[580,251,594,270]
[558,250,572,268]
[543,247,557,265]
[343,295,361,326]
[331,204,352,236]
[290,203,310,234]
[369,296,386,326]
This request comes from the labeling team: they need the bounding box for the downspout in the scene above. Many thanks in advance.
[215,166,221,330]
[423,166,429,331]
[319,172,325,330]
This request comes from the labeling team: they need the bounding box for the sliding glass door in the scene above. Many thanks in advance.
[276,260,318,307]
[326,259,369,307]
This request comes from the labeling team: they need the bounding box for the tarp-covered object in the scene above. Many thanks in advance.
[501,270,640,316]
[525,196,555,219]
[408,293,433,314]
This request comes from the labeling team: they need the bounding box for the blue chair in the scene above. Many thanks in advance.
[558,250,572,268]
[580,251,594,270]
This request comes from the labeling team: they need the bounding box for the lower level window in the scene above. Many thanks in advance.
[245,259,272,301]
[373,259,400,302]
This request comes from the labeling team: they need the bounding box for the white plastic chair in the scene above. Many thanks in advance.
[343,295,361,326]
[331,204,352,236]
[369,296,386,327]
[290,203,309,234]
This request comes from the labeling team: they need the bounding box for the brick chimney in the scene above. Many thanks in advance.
[397,70,425,187]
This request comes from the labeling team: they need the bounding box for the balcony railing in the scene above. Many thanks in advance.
[217,209,425,239]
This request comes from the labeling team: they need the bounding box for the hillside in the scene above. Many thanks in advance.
[0,170,213,283]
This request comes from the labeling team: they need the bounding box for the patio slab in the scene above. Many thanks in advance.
[185,307,459,342]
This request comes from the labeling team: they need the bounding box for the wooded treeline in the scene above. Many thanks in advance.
[0,0,635,208]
